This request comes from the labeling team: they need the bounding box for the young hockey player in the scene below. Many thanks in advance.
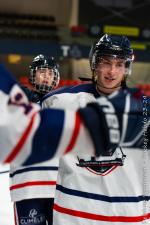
[42,34,150,225]
[9,54,60,225]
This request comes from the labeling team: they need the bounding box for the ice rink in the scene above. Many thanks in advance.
[0,165,14,225]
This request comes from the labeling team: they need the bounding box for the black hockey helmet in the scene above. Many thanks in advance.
[29,54,60,93]
[89,34,134,76]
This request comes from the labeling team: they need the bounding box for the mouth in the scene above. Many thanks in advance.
[42,81,49,85]
[105,77,116,81]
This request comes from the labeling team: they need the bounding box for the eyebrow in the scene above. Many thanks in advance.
[101,58,125,63]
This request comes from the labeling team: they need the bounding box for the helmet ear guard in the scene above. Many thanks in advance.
[29,54,60,94]
[89,42,97,71]
[125,59,132,76]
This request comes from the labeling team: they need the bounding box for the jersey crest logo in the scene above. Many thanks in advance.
[76,147,126,176]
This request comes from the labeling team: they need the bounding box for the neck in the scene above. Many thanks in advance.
[96,84,121,96]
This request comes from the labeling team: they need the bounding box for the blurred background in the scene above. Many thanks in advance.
[0,1,150,225]
[0,0,149,93]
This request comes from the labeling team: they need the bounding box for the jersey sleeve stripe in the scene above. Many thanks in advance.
[4,112,37,163]
[64,111,81,154]
[10,181,56,190]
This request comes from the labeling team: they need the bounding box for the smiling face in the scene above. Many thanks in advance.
[94,56,126,95]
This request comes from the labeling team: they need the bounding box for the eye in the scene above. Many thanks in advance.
[39,69,46,74]
[103,61,111,66]
[99,60,111,69]
[116,62,124,67]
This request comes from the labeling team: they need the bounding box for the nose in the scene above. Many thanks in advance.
[41,72,47,78]
[44,70,51,77]
[109,64,116,74]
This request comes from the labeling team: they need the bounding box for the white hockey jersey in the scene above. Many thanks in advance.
[9,159,59,201]
[42,84,150,225]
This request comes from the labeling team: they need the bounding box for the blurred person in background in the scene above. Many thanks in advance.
[9,54,60,225]
[41,34,149,225]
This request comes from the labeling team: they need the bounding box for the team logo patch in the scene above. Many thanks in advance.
[76,147,126,176]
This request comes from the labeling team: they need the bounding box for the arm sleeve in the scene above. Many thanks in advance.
[23,108,65,165]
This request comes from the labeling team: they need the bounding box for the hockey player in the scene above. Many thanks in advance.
[22,54,60,102]
[9,54,60,225]
[41,34,150,224]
